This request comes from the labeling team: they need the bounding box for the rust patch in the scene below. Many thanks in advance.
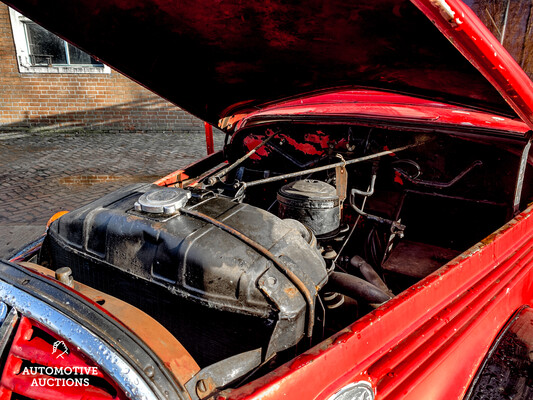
[284,286,299,298]
[430,0,461,28]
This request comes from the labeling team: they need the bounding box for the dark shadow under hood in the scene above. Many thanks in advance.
[4,0,533,129]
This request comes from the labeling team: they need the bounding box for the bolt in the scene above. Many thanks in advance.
[197,379,207,393]
[144,364,155,378]
[266,276,277,286]
[55,267,74,287]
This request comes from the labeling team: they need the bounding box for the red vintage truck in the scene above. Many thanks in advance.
[1,0,533,399]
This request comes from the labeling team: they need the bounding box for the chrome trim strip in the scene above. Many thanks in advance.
[0,306,18,357]
[0,302,8,323]
[0,280,157,400]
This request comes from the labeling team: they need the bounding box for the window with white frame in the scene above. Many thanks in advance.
[9,8,110,74]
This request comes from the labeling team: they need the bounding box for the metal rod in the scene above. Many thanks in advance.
[332,161,379,267]
[207,132,277,185]
[405,189,505,207]
[350,189,406,236]
[395,160,483,189]
[332,196,367,268]
[242,139,430,189]
[182,163,227,188]
[513,134,532,215]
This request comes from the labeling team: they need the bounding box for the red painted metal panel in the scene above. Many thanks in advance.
[411,0,533,130]
[0,316,126,400]
[221,204,533,399]
[239,90,530,135]
[205,122,215,155]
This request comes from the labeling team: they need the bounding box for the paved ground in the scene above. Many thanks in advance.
[0,131,224,258]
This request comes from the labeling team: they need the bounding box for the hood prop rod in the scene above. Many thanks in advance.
[205,132,278,186]
[238,138,431,189]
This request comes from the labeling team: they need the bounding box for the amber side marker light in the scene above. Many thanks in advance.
[46,211,69,229]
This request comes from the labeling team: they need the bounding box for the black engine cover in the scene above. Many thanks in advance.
[41,184,327,366]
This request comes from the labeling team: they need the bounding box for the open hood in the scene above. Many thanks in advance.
[4,0,533,130]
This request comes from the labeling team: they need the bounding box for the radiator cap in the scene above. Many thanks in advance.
[134,187,191,215]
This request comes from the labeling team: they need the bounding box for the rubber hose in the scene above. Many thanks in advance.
[326,272,392,304]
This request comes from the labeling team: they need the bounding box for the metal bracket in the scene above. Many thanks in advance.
[185,348,262,400]
[350,189,406,236]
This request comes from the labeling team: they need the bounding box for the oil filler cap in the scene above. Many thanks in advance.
[134,187,191,215]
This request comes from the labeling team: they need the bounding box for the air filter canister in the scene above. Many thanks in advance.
[277,179,340,236]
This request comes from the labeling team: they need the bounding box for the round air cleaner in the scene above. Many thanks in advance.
[277,179,340,236]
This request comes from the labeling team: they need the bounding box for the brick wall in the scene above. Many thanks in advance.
[0,4,205,133]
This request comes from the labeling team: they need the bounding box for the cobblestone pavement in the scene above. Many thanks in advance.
[0,131,225,258]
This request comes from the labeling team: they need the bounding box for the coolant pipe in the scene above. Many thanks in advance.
[351,160,378,197]
[350,255,393,297]
[351,173,376,197]
[326,272,392,304]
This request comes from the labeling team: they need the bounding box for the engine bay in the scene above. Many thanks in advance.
[38,122,531,393]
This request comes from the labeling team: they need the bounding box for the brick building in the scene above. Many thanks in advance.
[0,3,204,133]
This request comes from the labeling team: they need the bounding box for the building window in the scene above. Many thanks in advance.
[9,8,110,74]
[24,21,102,67]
